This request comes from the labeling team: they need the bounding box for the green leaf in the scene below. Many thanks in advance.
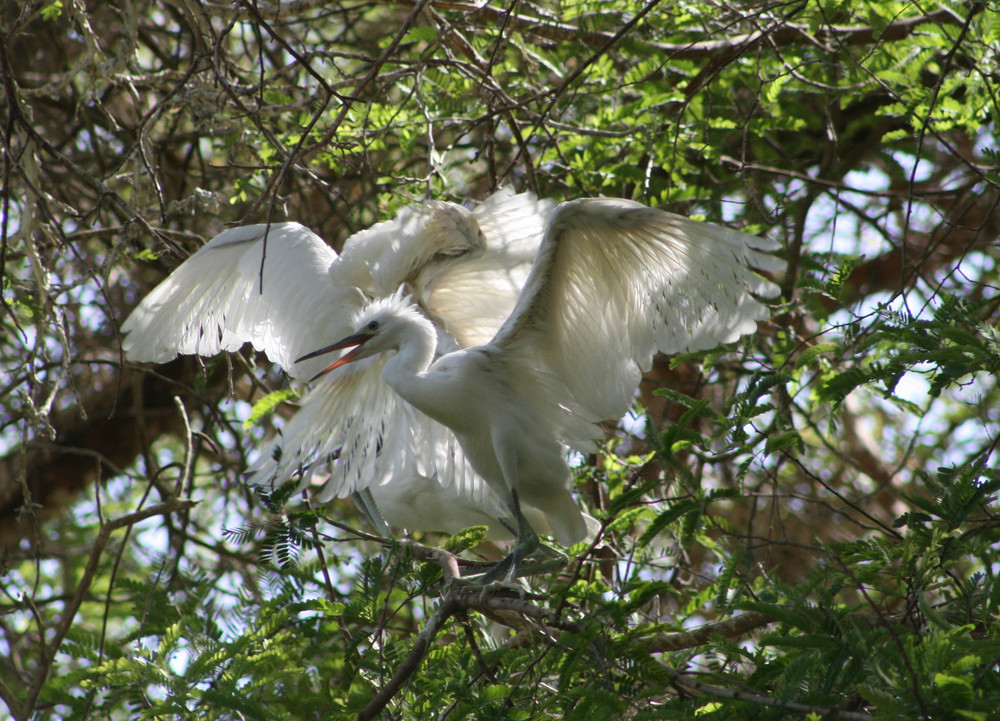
[41,1,63,20]
[637,500,697,548]
[794,343,838,369]
[817,367,870,404]
[442,525,489,553]
[934,672,976,707]
[402,26,438,44]
[245,388,300,430]
[764,429,802,454]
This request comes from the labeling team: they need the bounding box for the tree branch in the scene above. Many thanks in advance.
[646,610,774,652]
[661,665,873,721]
[195,0,965,63]
[17,499,196,721]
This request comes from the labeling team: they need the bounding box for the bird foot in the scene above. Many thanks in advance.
[451,541,567,588]
[521,543,569,576]
[445,574,533,603]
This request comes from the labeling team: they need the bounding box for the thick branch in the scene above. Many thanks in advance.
[196,1,965,63]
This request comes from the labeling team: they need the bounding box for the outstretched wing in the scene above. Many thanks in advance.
[493,198,785,424]
[417,188,554,347]
[122,222,363,380]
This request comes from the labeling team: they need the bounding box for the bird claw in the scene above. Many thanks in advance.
[445,574,531,603]
[446,541,568,593]
[521,543,569,575]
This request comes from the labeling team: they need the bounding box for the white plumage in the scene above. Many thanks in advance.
[300,197,785,579]
[122,222,361,379]
[122,189,565,540]
[495,199,784,423]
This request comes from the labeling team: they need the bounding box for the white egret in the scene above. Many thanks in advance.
[122,189,571,540]
[300,198,785,581]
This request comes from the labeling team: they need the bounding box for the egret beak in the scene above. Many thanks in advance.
[297,331,374,382]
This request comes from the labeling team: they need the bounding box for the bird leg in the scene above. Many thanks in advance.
[462,488,566,585]
[351,488,391,538]
[471,488,535,584]
[439,490,568,593]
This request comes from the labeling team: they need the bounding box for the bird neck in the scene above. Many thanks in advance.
[381,313,439,411]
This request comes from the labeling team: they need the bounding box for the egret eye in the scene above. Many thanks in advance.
[367,320,379,331]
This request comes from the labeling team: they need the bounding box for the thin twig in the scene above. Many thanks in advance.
[195,1,963,63]
[356,593,460,721]
[398,538,463,584]
[20,499,197,719]
[661,665,873,721]
[646,610,774,652]
[355,584,561,721]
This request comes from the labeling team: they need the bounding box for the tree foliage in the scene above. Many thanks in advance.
[2,1,998,719]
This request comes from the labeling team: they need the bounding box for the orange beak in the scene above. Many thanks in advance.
[297,331,374,382]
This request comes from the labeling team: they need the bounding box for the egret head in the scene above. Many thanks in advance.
[297,292,427,380]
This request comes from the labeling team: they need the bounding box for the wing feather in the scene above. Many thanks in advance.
[246,352,487,509]
[121,217,512,532]
[418,189,554,347]
[122,223,363,379]
[331,200,482,296]
[494,198,784,423]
